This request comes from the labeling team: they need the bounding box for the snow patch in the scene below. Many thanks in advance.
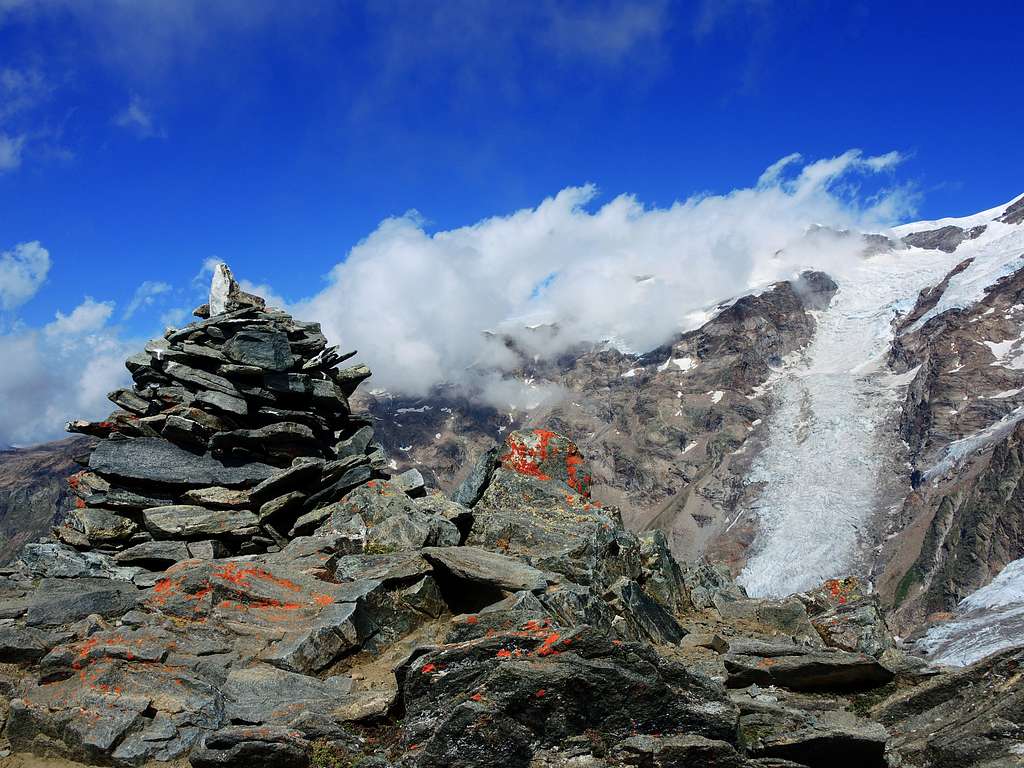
[917,558,1024,666]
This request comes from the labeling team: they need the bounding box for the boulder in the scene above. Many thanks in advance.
[399,626,739,768]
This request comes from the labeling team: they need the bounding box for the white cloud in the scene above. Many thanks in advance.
[292,149,914,403]
[46,297,115,338]
[123,280,171,319]
[0,132,25,170]
[113,95,164,139]
[0,241,49,310]
[0,297,133,447]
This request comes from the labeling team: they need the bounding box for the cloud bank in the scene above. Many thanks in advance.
[0,296,136,448]
[0,149,914,446]
[295,149,913,401]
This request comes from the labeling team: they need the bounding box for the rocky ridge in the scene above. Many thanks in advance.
[0,271,1019,766]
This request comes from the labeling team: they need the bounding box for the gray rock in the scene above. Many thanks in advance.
[223,329,294,372]
[303,465,374,511]
[107,388,151,416]
[18,542,138,581]
[366,510,460,552]
[724,648,894,691]
[210,422,318,460]
[334,425,374,458]
[249,457,325,505]
[0,625,68,663]
[421,545,548,593]
[738,704,888,768]
[334,363,372,396]
[258,490,307,522]
[221,665,353,725]
[264,372,312,395]
[612,734,744,767]
[90,437,276,488]
[189,725,310,768]
[90,486,174,511]
[163,360,240,395]
[187,540,230,559]
[452,446,501,507]
[391,467,426,497]
[310,377,349,413]
[183,486,252,509]
[195,389,249,417]
[606,577,686,645]
[262,602,363,674]
[144,505,259,539]
[162,414,209,446]
[69,507,137,543]
[26,578,138,626]
[115,540,189,568]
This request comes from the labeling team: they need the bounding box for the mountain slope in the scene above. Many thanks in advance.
[0,437,91,564]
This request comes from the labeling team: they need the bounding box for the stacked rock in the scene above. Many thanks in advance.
[60,264,395,564]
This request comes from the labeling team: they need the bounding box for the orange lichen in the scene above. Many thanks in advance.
[536,632,562,657]
[213,563,302,593]
[465,615,479,624]
[496,649,513,658]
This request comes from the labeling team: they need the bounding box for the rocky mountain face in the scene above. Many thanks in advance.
[359,270,839,569]
[0,437,92,565]
[877,208,1024,636]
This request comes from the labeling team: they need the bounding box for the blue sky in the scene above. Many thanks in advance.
[0,1,1022,445]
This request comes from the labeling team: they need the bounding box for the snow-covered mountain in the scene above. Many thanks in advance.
[355,191,1024,655]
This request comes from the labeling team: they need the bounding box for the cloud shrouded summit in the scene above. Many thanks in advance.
[296,150,911,399]
[0,150,913,445]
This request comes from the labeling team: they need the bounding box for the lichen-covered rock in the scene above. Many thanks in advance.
[399,625,739,768]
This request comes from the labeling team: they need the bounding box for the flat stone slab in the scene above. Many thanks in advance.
[144,505,259,539]
[725,649,894,692]
[90,437,276,488]
[421,545,548,593]
[26,578,139,627]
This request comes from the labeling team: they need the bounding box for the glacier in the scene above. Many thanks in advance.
[738,214,1024,598]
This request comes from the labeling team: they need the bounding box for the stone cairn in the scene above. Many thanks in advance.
[61,264,404,565]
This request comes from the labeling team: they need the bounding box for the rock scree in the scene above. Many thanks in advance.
[0,266,1018,767]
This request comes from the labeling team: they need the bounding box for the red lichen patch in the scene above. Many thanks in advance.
[212,563,302,593]
[501,432,553,482]
[465,615,479,624]
[420,663,437,674]
[565,453,590,496]
[536,632,562,657]
[823,577,860,605]
[534,689,546,698]
[521,619,550,632]
[470,692,483,702]
[313,593,333,607]
[496,649,513,659]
